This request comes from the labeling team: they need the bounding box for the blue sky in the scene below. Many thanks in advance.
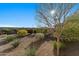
[0,3,37,28]
[0,3,79,28]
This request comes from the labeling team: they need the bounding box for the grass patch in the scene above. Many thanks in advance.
[5,35,17,42]
[25,46,37,56]
[11,39,20,48]
[52,41,66,49]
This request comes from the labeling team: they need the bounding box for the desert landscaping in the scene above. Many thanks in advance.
[0,3,79,56]
[0,26,79,56]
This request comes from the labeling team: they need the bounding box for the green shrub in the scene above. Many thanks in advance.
[26,47,37,56]
[61,27,79,42]
[17,29,28,37]
[35,29,48,33]
[11,39,20,48]
[2,29,12,34]
[52,41,66,49]
[61,14,79,42]
[27,29,33,34]
[5,35,16,42]
[35,29,42,33]
[35,33,45,41]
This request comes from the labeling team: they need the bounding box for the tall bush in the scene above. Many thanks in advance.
[61,13,79,42]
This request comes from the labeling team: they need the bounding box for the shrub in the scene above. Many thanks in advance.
[27,29,33,34]
[35,28,48,34]
[32,29,36,33]
[35,33,45,41]
[42,29,48,34]
[35,29,41,33]
[17,29,28,37]
[61,27,79,42]
[11,39,20,48]
[52,41,66,49]
[26,47,37,56]
[61,14,79,42]
[2,29,12,34]
[5,35,16,42]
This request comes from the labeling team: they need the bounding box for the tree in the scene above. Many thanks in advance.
[62,10,79,42]
[36,3,79,55]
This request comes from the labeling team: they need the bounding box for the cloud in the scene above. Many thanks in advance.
[0,24,20,27]
[0,24,37,28]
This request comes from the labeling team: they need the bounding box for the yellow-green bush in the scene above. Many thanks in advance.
[52,41,66,49]
[5,35,16,42]
[35,33,45,41]
[17,29,28,37]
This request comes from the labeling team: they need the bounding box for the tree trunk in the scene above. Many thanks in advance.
[57,37,60,56]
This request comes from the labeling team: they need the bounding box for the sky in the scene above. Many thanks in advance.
[0,3,79,28]
[0,3,37,28]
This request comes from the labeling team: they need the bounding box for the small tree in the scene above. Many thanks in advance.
[36,3,79,55]
[62,11,79,42]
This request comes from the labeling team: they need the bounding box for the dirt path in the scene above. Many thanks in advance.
[0,42,13,53]
[0,41,14,56]
[0,34,36,56]
[60,42,79,56]
[0,34,54,56]
[35,40,54,56]
[6,36,35,56]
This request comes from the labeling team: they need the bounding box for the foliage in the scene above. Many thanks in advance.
[52,41,66,49]
[35,28,48,34]
[27,29,33,34]
[36,4,77,55]
[26,46,37,56]
[5,35,16,42]
[1,29,17,34]
[17,29,28,37]
[35,33,45,41]
[2,29,11,34]
[61,12,79,42]
[11,39,20,48]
